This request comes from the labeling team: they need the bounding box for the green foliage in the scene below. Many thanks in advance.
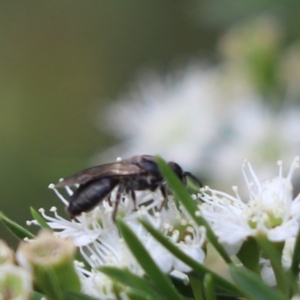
[0,211,35,240]
[100,267,168,300]
[230,266,288,300]
[64,292,99,300]
[237,237,260,273]
[30,207,51,229]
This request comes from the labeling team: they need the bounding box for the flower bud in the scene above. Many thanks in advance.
[0,264,32,300]
[17,230,80,298]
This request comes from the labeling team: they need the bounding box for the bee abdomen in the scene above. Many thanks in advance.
[67,177,119,218]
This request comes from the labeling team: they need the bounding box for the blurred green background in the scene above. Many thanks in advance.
[1,0,300,246]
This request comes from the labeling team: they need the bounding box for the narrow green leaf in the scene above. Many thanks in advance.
[64,292,99,300]
[141,219,241,296]
[189,275,204,300]
[203,274,217,300]
[0,211,34,240]
[100,266,165,300]
[237,237,260,273]
[230,266,288,300]
[291,225,300,278]
[126,290,156,300]
[286,228,300,296]
[255,236,287,295]
[117,219,183,300]
[156,157,232,265]
[112,283,122,300]
[30,207,51,229]
[38,267,65,300]
[285,270,300,296]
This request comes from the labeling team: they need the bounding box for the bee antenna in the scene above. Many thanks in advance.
[184,172,203,187]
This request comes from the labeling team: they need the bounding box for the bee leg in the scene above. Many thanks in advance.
[124,187,137,212]
[158,185,168,212]
[112,185,123,222]
[107,194,113,207]
[131,189,137,211]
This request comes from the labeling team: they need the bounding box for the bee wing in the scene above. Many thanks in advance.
[54,162,142,187]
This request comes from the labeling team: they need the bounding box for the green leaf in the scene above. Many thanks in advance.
[30,291,45,300]
[37,267,65,300]
[32,252,80,297]
[0,211,34,240]
[287,226,300,295]
[126,290,156,300]
[100,266,164,300]
[237,237,260,273]
[255,236,287,295]
[156,156,232,265]
[203,274,217,300]
[291,225,300,278]
[112,283,122,300]
[230,266,288,300]
[64,292,99,300]
[189,274,204,300]
[117,219,184,300]
[140,219,241,297]
[30,207,51,229]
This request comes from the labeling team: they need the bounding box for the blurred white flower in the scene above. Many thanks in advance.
[211,98,300,189]
[95,16,300,191]
[96,61,300,191]
[199,157,300,255]
[95,63,252,172]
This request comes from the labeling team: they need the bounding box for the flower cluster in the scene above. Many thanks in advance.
[199,156,300,286]
[33,174,206,299]
[2,156,300,299]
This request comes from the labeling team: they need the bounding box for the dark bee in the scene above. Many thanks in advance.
[55,155,202,220]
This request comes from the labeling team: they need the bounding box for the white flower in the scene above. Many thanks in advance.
[126,199,206,273]
[75,261,130,300]
[30,177,206,298]
[260,260,276,287]
[200,157,300,255]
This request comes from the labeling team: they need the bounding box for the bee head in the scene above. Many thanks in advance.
[168,162,185,183]
[168,161,203,188]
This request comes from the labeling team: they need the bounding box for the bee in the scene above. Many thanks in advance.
[55,155,202,220]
